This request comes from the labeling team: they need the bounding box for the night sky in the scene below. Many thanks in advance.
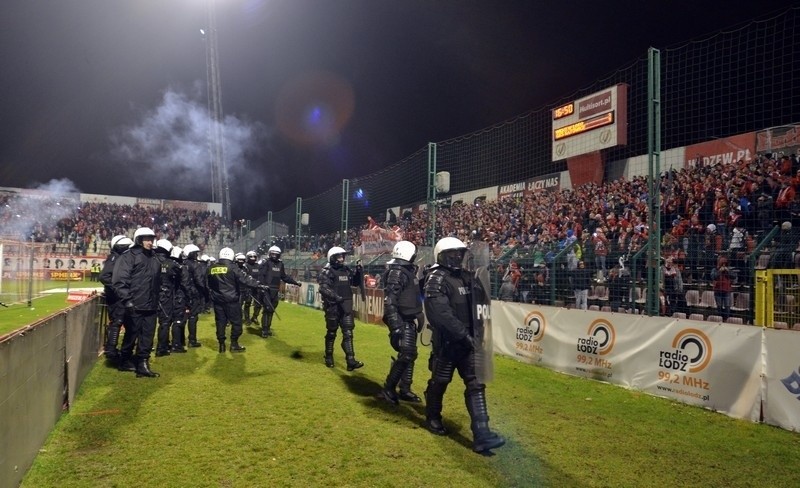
[1,0,795,220]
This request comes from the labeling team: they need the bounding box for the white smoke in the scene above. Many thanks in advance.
[109,84,271,207]
[0,178,81,241]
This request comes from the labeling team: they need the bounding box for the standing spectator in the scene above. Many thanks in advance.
[571,260,592,310]
[112,227,161,378]
[498,261,521,301]
[607,266,630,312]
[711,257,732,321]
[593,229,610,280]
[662,257,685,316]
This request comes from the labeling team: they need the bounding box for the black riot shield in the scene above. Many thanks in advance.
[468,241,494,382]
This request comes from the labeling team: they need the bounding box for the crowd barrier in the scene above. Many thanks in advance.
[0,296,102,488]
[287,281,800,432]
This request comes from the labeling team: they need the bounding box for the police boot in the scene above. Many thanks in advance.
[261,313,272,339]
[188,317,201,347]
[264,313,274,336]
[342,332,363,371]
[466,388,506,453]
[230,341,246,353]
[104,323,121,362]
[170,321,186,352]
[381,357,404,405]
[424,380,448,435]
[218,341,226,353]
[324,337,335,368]
[398,362,422,403]
[117,353,137,372]
[135,359,160,378]
[243,307,251,325]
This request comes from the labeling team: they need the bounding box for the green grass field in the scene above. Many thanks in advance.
[19,302,800,487]
[0,279,102,336]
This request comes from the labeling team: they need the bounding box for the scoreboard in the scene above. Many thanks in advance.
[551,84,628,161]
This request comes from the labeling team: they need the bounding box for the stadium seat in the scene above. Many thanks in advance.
[589,305,600,311]
[596,286,609,302]
[689,313,705,321]
[731,292,749,312]
[756,254,771,270]
[725,317,743,325]
[685,290,700,308]
[672,312,687,319]
[601,306,612,312]
[792,323,800,331]
[774,321,789,330]
[698,291,716,309]
[706,315,723,323]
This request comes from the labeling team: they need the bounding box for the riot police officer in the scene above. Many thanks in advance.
[257,245,300,338]
[100,234,133,364]
[317,246,366,370]
[169,245,190,353]
[380,241,423,404]
[207,247,264,353]
[154,239,179,357]
[423,237,505,453]
[112,227,162,378]
[182,244,206,348]
[242,250,262,325]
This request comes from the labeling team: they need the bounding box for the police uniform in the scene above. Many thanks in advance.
[317,248,365,370]
[257,250,299,337]
[207,250,263,352]
[423,237,505,453]
[112,228,161,377]
[380,260,423,404]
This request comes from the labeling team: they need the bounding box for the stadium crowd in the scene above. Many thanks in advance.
[3,150,800,321]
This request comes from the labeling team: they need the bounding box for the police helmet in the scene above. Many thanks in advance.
[268,245,282,261]
[171,245,183,260]
[133,227,156,246]
[389,240,416,264]
[219,248,235,261]
[434,237,467,270]
[155,239,173,254]
[327,246,347,266]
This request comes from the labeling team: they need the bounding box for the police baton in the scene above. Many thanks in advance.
[256,286,281,321]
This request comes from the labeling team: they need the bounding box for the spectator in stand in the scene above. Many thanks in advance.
[592,229,609,280]
[571,260,591,310]
[711,256,732,321]
[498,261,522,301]
[607,265,630,312]
[662,257,685,316]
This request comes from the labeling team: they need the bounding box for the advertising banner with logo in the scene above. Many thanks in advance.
[294,281,387,327]
[762,329,800,431]
[492,302,762,422]
[684,132,756,169]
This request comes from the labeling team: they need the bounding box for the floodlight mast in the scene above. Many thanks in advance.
[204,0,231,222]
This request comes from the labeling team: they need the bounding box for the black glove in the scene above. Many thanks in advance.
[123,300,134,310]
[335,295,344,304]
[460,335,476,351]
[259,285,269,292]
[389,327,403,352]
